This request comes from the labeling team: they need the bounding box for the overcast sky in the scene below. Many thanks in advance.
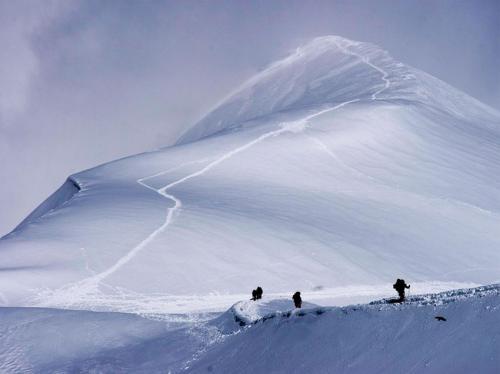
[1,0,499,236]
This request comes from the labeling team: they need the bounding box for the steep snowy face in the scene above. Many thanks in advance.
[1,36,499,312]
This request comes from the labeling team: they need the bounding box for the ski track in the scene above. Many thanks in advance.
[34,40,448,314]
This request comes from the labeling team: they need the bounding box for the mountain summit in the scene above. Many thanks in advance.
[1,36,499,312]
[179,35,497,144]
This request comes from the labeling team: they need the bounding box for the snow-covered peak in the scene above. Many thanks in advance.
[177,36,412,144]
[178,35,498,144]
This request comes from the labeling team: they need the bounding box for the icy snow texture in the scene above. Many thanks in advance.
[0,36,499,314]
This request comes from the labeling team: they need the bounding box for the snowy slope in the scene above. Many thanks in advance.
[190,284,500,374]
[1,285,498,373]
[0,36,499,313]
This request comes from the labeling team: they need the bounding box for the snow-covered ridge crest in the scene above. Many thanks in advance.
[177,35,413,144]
[7,177,81,236]
[178,35,499,145]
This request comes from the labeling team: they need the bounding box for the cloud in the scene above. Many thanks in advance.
[0,0,76,124]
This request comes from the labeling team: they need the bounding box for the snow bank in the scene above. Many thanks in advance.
[212,298,320,333]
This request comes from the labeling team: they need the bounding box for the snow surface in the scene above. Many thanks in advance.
[191,284,500,373]
[0,285,498,372]
[1,36,499,312]
[0,34,499,372]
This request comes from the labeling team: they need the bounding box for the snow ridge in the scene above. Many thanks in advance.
[232,284,500,327]
[332,39,391,100]
[177,36,403,144]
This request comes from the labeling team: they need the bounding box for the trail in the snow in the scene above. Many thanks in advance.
[35,40,395,311]
[306,40,392,166]
[305,41,392,184]
[36,281,482,316]
[333,39,391,100]
[307,135,379,183]
[306,45,500,221]
[92,158,213,284]
[85,128,293,288]
[36,103,368,309]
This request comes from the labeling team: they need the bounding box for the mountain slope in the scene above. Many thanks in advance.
[190,285,500,374]
[0,36,499,312]
[1,285,498,373]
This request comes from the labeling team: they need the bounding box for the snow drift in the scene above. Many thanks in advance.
[0,36,499,313]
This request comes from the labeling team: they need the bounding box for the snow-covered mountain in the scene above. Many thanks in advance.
[1,36,499,315]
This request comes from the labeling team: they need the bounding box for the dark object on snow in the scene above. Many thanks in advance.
[251,287,263,301]
[435,316,447,321]
[293,291,302,308]
[393,279,410,301]
[256,286,263,300]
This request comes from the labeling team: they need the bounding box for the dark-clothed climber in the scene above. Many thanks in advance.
[393,279,410,301]
[292,291,302,308]
[256,286,263,300]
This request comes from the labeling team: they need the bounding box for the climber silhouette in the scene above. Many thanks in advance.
[293,291,302,308]
[256,286,263,300]
[393,279,410,301]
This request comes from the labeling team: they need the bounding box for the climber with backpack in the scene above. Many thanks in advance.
[393,279,410,302]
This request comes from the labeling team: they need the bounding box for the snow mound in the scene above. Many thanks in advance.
[213,297,320,332]
[231,298,319,323]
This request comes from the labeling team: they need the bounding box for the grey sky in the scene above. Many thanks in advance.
[1,0,499,236]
